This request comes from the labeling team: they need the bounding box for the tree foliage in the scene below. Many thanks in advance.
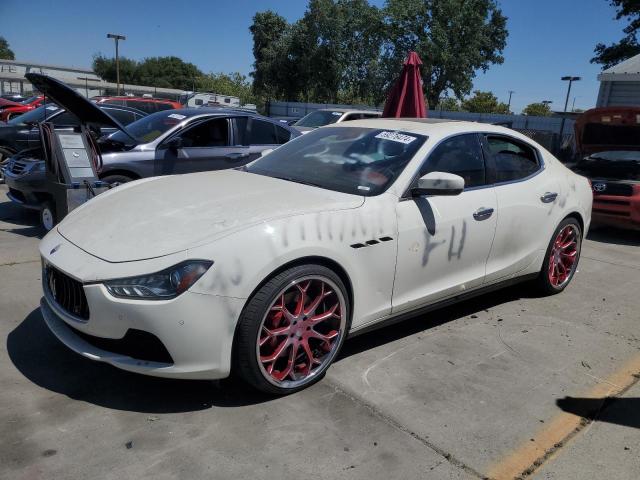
[0,36,15,60]
[592,0,640,69]
[461,90,510,114]
[93,55,202,90]
[522,102,552,116]
[197,72,257,105]
[249,0,508,107]
[436,97,462,111]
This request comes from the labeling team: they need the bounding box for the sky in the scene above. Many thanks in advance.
[0,0,629,113]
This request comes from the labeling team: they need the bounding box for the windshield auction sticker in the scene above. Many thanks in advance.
[375,131,416,144]
[168,113,187,120]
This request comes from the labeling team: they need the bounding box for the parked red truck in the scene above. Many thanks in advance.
[573,107,640,230]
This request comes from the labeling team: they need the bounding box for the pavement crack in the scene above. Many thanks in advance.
[326,380,489,480]
[0,259,40,267]
[582,255,640,271]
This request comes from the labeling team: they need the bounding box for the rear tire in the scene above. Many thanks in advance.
[535,217,582,295]
[234,264,350,395]
[40,201,56,231]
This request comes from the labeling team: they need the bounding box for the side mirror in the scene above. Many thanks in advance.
[166,137,183,151]
[260,148,274,157]
[411,171,465,197]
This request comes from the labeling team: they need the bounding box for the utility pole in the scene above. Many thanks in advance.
[107,33,126,96]
[559,76,581,138]
[507,90,515,112]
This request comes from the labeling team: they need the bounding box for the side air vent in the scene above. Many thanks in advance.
[350,236,394,249]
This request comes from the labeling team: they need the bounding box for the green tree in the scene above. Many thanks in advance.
[461,90,510,114]
[436,97,462,111]
[92,55,202,90]
[197,72,257,105]
[383,0,508,108]
[0,36,15,60]
[592,0,640,69]
[522,102,552,116]
[250,11,290,98]
[135,56,202,90]
[249,0,385,104]
[92,54,138,84]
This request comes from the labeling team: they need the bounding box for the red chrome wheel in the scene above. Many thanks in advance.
[547,224,580,288]
[257,276,346,388]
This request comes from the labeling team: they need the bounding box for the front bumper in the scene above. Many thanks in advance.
[40,237,245,380]
[3,168,48,209]
[592,191,640,230]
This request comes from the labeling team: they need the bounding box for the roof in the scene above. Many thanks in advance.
[332,117,530,140]
[598,53,640,82]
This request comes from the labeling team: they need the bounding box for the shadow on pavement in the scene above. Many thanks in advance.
[0,198,44,239]
[339,283,538,360]
[9,282,540,413]
[556,396,640,429]
[7,309,273,413]
[587,226,640,247]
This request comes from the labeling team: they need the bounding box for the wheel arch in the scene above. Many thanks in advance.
[243,255,355,321]
[562,211,585,236]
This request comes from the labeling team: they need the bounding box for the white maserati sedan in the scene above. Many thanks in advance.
[39,119,592,394]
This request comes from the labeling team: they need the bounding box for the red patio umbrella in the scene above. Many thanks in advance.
[382,51,428,118]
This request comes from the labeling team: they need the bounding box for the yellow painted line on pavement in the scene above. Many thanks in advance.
[486,353,640,480]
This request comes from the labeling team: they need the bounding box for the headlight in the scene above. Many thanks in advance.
[104,260,213,300]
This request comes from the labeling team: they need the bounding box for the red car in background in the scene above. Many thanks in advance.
[573,107,640,230]
[0,95,46,122]
[92,96,181,114]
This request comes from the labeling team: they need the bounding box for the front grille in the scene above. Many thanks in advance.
[594,199,630,206]
[593,182,634,197]
[66,325,174,364]
[8,160,28,175]
[44,264,90,320]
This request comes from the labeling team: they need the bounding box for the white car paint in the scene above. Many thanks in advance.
[39,119,592,380]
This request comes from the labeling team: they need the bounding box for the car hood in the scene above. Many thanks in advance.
[25,73,135,140]
[57,169,364,263]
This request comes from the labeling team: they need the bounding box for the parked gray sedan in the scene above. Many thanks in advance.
[3,74,300,210]
[97,108,300,182]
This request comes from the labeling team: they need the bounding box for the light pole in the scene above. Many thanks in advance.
[560,76,580,138]
[571,96,581,112]
[107,33,126,95]
[507,90,515,111]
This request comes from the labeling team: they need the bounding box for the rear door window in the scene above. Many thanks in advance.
[248,119,279,145]
[486,135,540,183]
[50,111,80,127]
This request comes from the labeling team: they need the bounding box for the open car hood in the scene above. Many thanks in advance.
[25,73,134,139]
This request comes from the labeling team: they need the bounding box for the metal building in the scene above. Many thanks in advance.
[597,53,640,107]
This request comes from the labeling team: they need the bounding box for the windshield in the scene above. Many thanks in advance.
[294,111,343,128]
[7,105,60,125]
[574,150,640,181]
[21,96,40,104]
[246,127,426,196]
[108,110,186,144]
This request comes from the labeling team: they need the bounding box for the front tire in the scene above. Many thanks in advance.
[536,217,582,295]
[40,201,56,231]
[234,264,350,395]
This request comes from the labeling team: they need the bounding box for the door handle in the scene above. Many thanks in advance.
[540,192,558,203]
[473,207,494,221]
[225,152,250,160]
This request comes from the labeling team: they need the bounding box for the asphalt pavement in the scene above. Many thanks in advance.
[0,183,638,480]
